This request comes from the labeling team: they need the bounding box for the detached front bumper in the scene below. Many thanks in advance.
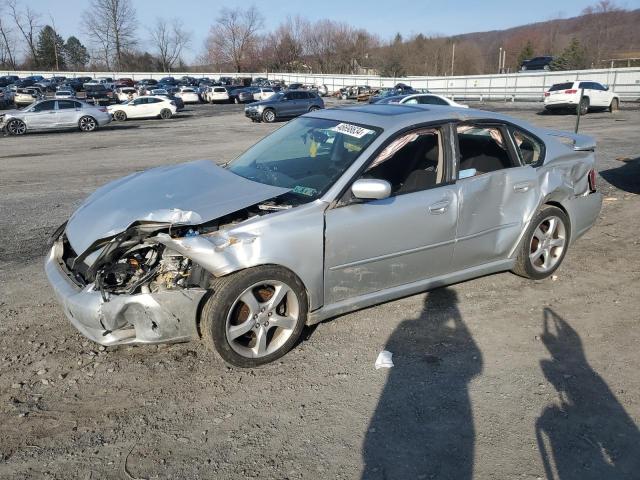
[45,242,206,346]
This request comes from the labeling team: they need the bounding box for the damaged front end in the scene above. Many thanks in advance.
[45,159,294,346]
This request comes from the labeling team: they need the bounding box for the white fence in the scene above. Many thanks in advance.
[3,67,640,101]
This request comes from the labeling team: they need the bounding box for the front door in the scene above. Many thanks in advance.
[324,125,458,304]
[25,100,57,129]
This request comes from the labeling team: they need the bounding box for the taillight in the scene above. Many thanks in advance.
[544,92,550,97]
[98,107,107,112]
[588,168,597,192]
[564,89,577,94]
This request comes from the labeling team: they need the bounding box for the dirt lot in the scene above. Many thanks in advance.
[1,99,639,479]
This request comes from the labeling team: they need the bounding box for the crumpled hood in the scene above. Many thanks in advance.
[65,160,289,256]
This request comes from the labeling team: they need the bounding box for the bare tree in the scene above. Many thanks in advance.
[150,18,191,72]
[84,0,136,70]
[6,0,39,66]
[205,6,264,72]
[0,11,17,69]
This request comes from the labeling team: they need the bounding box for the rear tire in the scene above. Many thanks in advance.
[609,98,619,113]
[309,106,320,112]
[78,116,97,132]
[113,110,127,121]
[201,266,308,367]
[6,119,26,135]
[159,108,172,119]
[512,205,570,280]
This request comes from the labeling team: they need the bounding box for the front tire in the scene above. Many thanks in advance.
[78,116,97,132]
[578,97,589,115]
[262,109,276,123]
[609,98,619,113]
[6,119,26,135]
[201,266,308,367]
[512,206,570,280]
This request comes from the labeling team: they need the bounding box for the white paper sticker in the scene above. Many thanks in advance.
[331,123,374,139]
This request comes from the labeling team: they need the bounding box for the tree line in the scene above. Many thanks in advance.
[0,0,637,74]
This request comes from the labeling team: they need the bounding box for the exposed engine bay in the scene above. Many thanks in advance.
[56,198,293,301]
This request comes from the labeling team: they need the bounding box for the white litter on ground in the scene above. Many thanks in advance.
[375,350,394,369]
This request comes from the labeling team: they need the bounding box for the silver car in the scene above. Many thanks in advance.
[45,104,602,367]
[1,99,112,135]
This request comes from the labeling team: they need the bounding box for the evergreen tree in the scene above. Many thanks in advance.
[517,41,535,68]
[36,26,66,70]
[550,38,587,71]
[64,36,90,70]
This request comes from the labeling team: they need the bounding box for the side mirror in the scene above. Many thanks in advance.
[352,179,392,200]
[604,85,609,91]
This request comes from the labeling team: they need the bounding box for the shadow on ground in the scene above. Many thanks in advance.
[536,308,640,479]
[362,287,481,479]
[600,157,640,194]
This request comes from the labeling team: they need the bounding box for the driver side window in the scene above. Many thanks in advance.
[361,128,446,196]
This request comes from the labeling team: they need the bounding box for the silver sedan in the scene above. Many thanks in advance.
[45,104,602,367]
[1,99,112,135]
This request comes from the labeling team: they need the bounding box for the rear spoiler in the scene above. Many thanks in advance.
[544,129,596,152]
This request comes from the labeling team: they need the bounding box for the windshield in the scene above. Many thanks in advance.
[228,117,380,202]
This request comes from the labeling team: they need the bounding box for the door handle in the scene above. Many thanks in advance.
[513,182,533,193]
[429,200,450,214]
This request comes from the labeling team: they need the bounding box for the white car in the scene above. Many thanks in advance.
[381,93,468,108]
[84,77,115,90]
[108,96,177,121]
[115,87,138,102]
[205,86,230,104]
[544,81,619,114]
[252,87,275,101]
[176,87,200,104]
[54,90,75,99]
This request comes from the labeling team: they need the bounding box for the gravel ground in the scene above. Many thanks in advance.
[1,99,639,479]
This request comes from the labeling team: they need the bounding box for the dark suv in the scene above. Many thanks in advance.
[244,90,324,123]
[520,56,553,71]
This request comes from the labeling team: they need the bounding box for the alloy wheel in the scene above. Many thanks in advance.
[225,280,300,359]
[7,120,26,135]
[529,215,567,273]
[79,116,97,132]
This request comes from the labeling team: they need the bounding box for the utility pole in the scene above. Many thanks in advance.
[451,43,455,76]
[49,14,60,72]
[502,49,507,74]
[498,47,503,73]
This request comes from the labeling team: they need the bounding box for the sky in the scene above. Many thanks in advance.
[16,0,640,62]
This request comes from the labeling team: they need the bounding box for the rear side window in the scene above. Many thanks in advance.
[148,98,162,103]
[214,87,226,93]
[457,125,516,177]
[549,83,574,92]
[510,128,544,166]
[57,100,78,110]
[418,95,449,105]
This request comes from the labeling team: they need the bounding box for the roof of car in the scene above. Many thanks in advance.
[308,104,514,130]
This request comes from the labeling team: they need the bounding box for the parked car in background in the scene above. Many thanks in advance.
[316,84,329,97]
[0,75,20,87]
[245,90,324,123]
[14,87,43,107]
[204,86,230,104]
[227,85,248,104]
[252,86,276,101]
[1,99,111,135]
[137,79,159,88]
[115,87,138,102]
[54,89,76,99]
[67,77,92,92]
[115,78,135,88]
[45,104,602,366]
[108,95,177,121]
[520,56,553,71]
[85,84,114,106]
[375,93,468,108]
[176,87,200,104]
[159,76,177,85]
[544,81,619,114]
[236,88,255,104]
[15,78,36,88]
[84,77,115,90]
[0,87,15,108]
[156,93,184,111]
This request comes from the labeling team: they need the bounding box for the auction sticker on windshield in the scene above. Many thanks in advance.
[331,123,374,139]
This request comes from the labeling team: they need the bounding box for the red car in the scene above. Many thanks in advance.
[115,78,135,88]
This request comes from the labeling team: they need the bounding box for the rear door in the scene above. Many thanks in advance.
[451,123,539,270]
[56,100,80,127]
